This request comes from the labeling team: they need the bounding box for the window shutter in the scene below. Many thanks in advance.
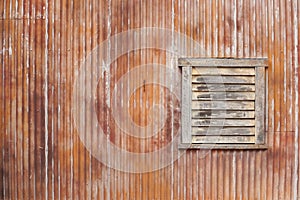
[179,58,268,149]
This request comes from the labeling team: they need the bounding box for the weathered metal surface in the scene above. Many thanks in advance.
[0,0,299,199]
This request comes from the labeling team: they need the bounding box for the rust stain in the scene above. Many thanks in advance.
[0,0,299,199]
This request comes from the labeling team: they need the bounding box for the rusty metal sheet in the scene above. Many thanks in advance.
[0,0,299,199]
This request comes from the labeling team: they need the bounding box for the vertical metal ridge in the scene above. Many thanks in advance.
[1,0,299,199]
[0,2,4,198]
[44,0,49,199]
[292,0,299,199]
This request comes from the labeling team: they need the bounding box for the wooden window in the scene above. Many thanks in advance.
[179,58,268,149]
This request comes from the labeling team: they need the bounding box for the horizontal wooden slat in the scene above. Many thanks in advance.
[192,75,255,84]
[178,144,268,150]
[192,67,255,75]
[192,135,256,143]
[192,84,256,92]
[178,58,268,67]
[192,100,255,110]
[191,119,255,127]
[192,91,255,100]
[192,127,255,135]
[192,110,255,119]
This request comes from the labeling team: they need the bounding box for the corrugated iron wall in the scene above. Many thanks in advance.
[1,0,299,199]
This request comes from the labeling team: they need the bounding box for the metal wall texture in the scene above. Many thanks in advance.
[1,0,300,199]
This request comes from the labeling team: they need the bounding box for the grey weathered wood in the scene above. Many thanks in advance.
[178,58,267,148]
[191,119,255,127]
[191,110,255,119]
[192,67,255,75]
[265,70,269,131]
[178,58,268,67]
[255,66,266,144]
[192,91,255,100]
[192,75,255,84]
[181,66,192,144]
[192,100,255,110]
[192,84,256,92]
[192,135,256,143]
[178,144,268,150]
[192,127,255,135]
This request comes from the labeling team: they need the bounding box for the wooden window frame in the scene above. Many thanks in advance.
[178,58,268,150]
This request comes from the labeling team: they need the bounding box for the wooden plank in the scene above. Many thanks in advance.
[192,127,255,135]
[192,135,256,143]
[178,58,268,67]
[192,83,255,92]
[192,67,255,75]
[191,119,255,127]
[192,100,255,110]
[192,75,255,84]
[178,144,268,150]
[192,110,255,119]
[192,91,255,100]
[255,66,266,144]
[181,66,192,143]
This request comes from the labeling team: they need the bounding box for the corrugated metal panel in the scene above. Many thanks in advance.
[0,0,299,199]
